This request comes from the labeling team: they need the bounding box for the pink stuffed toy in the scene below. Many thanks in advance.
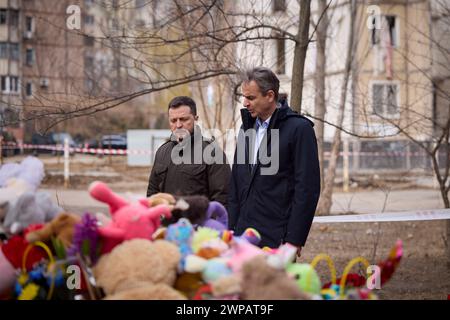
[224,238,264,273]
[88,181,172,253]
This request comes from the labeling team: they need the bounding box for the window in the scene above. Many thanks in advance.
[276,37,286,75]
[9,43,19,60]
[25,16,33,32]
[26,48,34,66]
[1,76,20,93]
[9,10,19,27]
[371,15,398,47]
[0,9,6,24]
[273,0,286,12]
[9,76,19,93]
[0,43,7,59]
[372,83,399,117]
[1,76,7,91]
[0,43,20,60]
[84,14,94,25]
[26,81,33,96]
[84,35,95,46]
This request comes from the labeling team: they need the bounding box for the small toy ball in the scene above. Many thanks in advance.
[220,230,233,244]
[286,263,322,295]
[242,228,261,245]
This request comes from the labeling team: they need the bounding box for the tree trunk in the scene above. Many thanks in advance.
[290,0,311,113]
[317,0,355,215]
[430,118,450,267]
[314,0,329,190]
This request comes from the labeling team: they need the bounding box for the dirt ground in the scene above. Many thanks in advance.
[303,220,450,300]
[6,154,450,299]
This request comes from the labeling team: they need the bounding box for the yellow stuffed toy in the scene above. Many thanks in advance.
[25,213,81,249]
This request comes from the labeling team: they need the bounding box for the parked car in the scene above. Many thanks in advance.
[100,134,127,150]
[82,138,100,149]
[30,132,76,156]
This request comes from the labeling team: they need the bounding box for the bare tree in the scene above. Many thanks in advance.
[1,0,323,140]
[290,0,311,112]
[313,0,330,188]
[316,0,356,215]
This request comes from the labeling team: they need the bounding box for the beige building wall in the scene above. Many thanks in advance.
[354,1,433,140]
[0,0,23,140]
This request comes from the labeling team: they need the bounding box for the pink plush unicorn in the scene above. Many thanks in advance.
[88,181,172,253]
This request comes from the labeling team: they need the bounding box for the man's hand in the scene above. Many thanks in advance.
[287,243,302,258]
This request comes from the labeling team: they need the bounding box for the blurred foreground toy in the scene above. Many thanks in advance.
[240,255,310,300]
[0,157,62,235]
[89,181,172,253]
[317,240,403,299]
[162,195,228,232]
[0,225,47,296]
[25,213,81,249]
[148,193,176,206]
[14,241,73,300]
[93,239,185,300]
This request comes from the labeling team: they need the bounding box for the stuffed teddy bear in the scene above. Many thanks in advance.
[0,156,44,188]
[88,181,172,253]
[0,178,34,235]
[148,193,176,207]
[0,156,61,236]
[240,255,311,300]
[2,191,63,235]
[25,213,82,249]
[93,239,186,300]
[0,156,45,213]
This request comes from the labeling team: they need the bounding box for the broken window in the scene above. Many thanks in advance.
[371,15,397,47]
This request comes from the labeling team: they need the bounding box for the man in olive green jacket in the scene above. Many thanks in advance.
[147,96,230,206]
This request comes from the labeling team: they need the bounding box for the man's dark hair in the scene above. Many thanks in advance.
[168,96,197,116]
[242,67,280,101]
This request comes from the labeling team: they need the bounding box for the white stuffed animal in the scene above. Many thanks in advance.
[0,156,62,235]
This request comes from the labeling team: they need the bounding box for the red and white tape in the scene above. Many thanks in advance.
[2,142,444,157]
[313,209,450,223]
[324,151,429,157]
[1,143,154,155]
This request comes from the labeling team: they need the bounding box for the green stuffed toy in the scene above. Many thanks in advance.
[286,263,322,295]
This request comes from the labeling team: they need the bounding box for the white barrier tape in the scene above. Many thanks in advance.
[313,209,450,223]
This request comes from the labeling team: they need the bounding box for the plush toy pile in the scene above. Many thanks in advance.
[0,175,403,300]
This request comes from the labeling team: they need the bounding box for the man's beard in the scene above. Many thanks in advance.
[173,128,191,143]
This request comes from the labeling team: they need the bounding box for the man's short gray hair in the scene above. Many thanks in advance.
[241,67,280,101]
